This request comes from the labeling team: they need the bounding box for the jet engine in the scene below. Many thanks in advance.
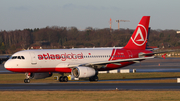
[30,72,53,79]
[71,66,97,78]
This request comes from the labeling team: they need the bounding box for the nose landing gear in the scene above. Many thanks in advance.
[24,73,30,83]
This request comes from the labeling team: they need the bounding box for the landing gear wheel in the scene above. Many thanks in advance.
[24,79,30,83]
[24,73,30,83]
[63,76,68,82]
[59,76,68,82]
[59,76,63,82]
[89,76,98,82]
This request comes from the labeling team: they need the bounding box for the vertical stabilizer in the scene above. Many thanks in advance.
[124,16,150,50]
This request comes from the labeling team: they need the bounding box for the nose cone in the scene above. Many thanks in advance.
[4,60,16,72]
[4,60,10,69]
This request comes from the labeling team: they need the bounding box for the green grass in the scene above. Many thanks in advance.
[0,91,180,101]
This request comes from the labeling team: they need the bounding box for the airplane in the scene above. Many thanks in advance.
[5,16,160,83]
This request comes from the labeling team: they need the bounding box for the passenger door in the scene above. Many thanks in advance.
[29,52,37,65]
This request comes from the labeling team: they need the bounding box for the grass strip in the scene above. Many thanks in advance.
[0,91,180,101]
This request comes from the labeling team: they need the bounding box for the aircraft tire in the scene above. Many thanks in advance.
[59,76,68,82]
[24,79,30,83]
[94,76,98,81]
[89,76,98,82]
[59,76,63,82]
[63,76,68,82]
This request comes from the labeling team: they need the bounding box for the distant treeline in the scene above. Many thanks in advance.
[0,26,178,54]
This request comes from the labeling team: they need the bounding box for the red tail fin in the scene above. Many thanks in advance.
[124,16,150,50]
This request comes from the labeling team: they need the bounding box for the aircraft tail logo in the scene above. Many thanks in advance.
[131,24,147,46]
[124,16,150,50]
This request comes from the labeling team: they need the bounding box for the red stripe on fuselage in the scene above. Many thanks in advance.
[110,49,128,60]
[6,68,72,73]
[108,49,115,61]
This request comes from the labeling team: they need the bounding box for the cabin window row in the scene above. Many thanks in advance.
[38,55,125,59]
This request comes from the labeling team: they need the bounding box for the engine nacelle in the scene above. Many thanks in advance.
[71,66,97,78]
[30,72,53,79]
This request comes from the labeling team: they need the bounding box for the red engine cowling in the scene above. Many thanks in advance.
[30,72,53,79]
[71,66,97,78]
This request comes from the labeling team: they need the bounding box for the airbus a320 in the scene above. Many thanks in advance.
[5,16,159,83]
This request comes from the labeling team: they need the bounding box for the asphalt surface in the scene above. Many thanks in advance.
[0,83,180,91]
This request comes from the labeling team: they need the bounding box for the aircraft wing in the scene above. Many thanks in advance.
[139,50,174,57]
[68,56,154,67]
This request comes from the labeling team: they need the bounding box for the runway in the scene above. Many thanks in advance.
[0,83,180,91]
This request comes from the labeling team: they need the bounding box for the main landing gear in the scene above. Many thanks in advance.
[89,70,99,82]
[24,73,30,83]
[59,73,68,82]
[89,75,99,82]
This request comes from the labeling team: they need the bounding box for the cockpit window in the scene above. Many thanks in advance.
[21,56,25,59]
[18,56,21,59]
[12,56,17,59]
[11,56,25,59]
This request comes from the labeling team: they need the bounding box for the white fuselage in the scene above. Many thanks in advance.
[5,47,133,73]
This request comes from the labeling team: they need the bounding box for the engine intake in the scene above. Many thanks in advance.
[71,66,97,78]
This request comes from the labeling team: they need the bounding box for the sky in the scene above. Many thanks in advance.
[0,0,180,31]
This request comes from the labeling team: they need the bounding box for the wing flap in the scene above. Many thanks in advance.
[68,56,154,67]
[87,56,154,66]
[139,50,174,56]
